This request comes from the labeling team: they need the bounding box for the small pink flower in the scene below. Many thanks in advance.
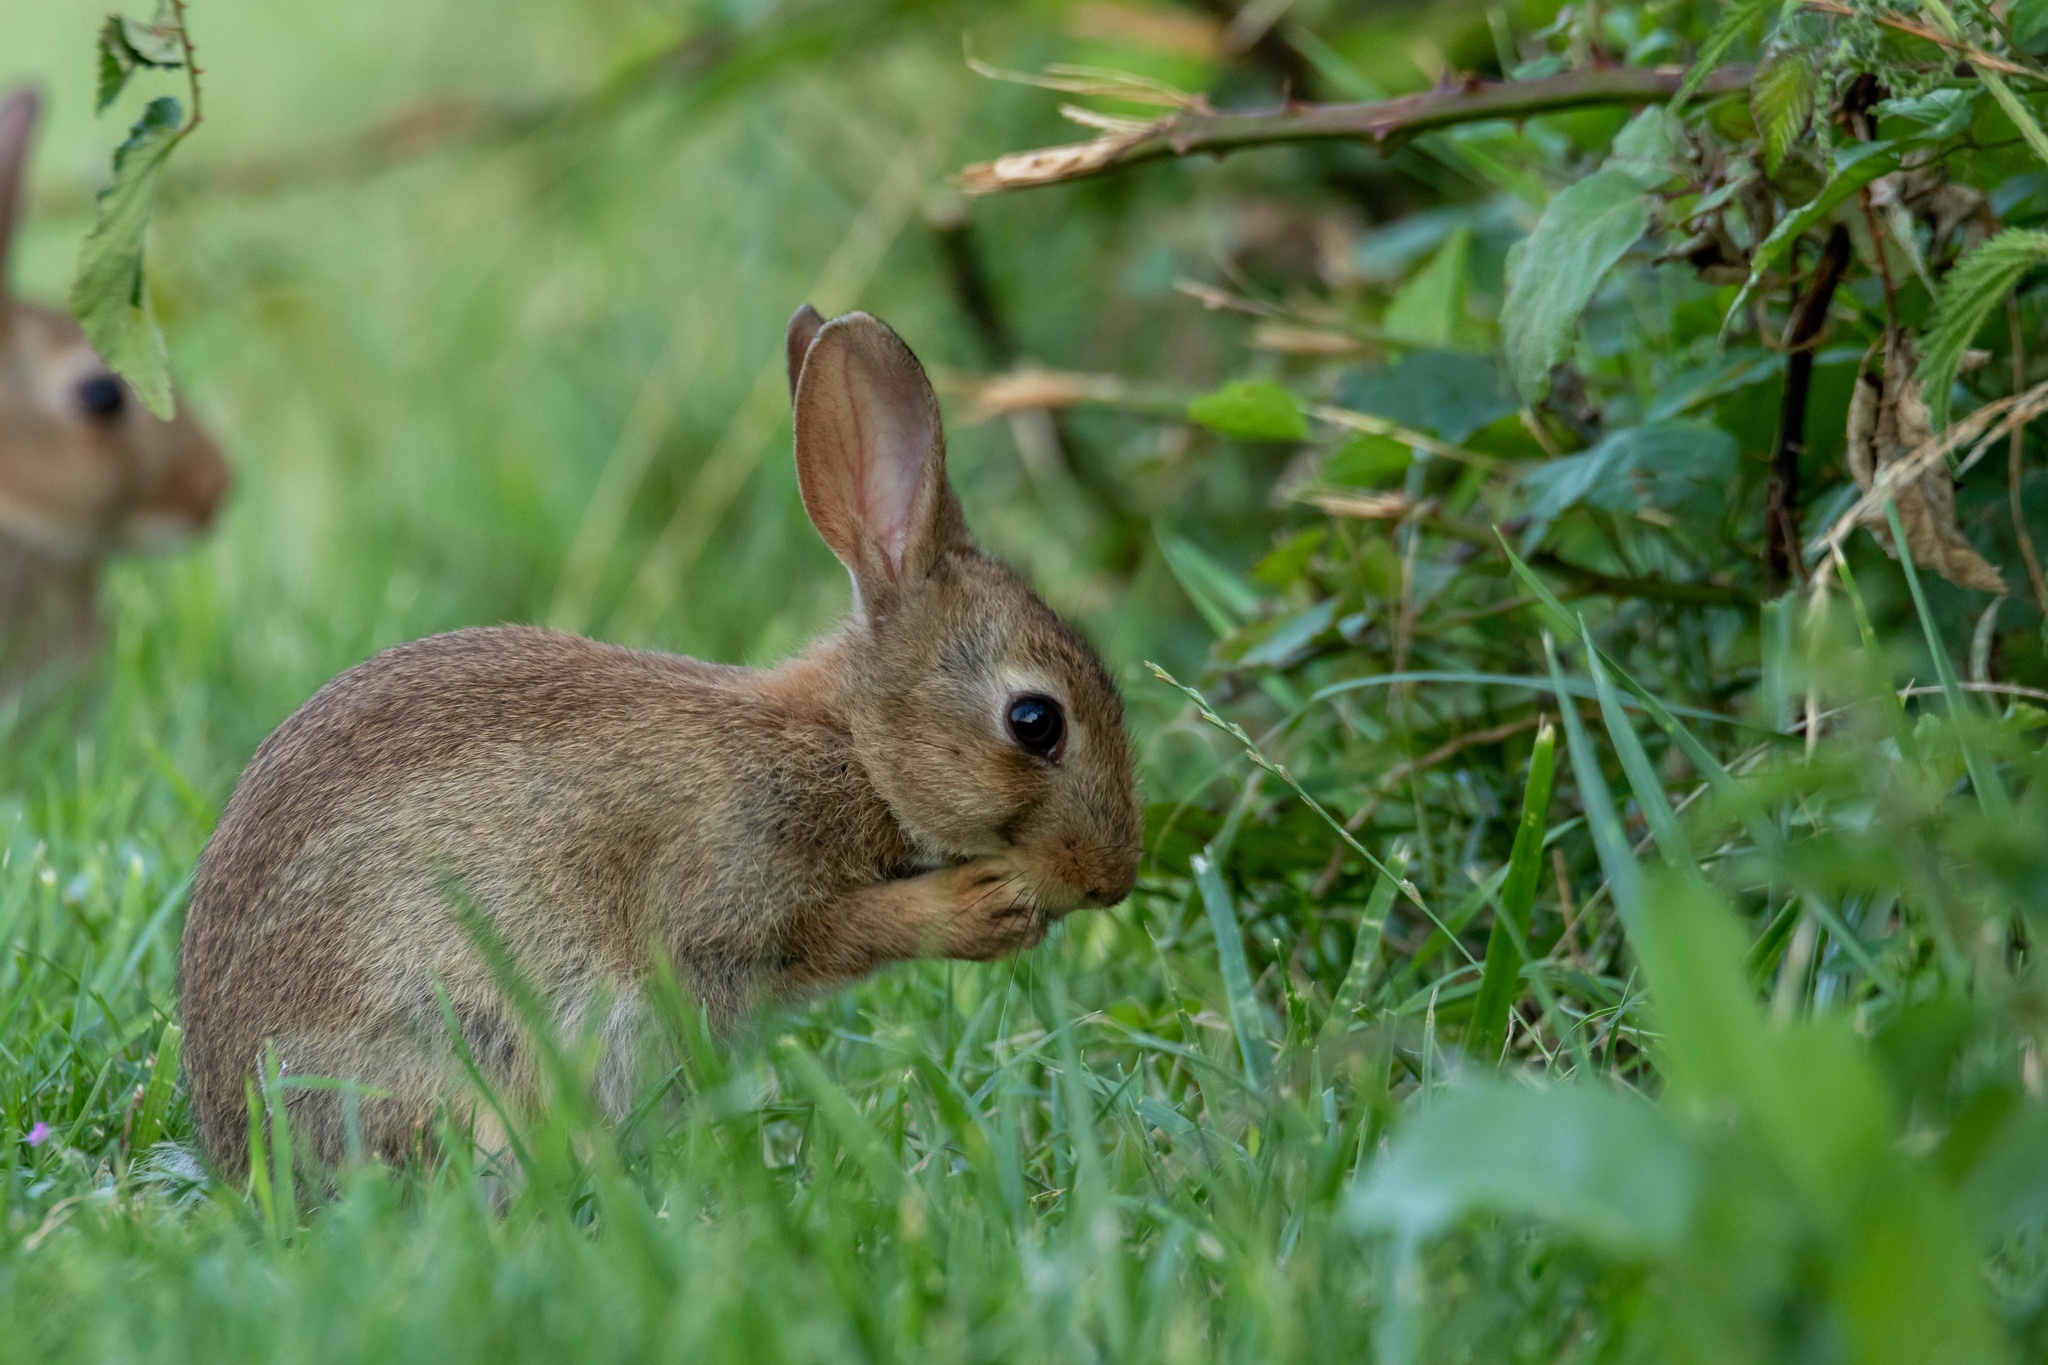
[24,1122,51,1147]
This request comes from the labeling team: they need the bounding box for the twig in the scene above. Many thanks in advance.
[167,0,203,135]
[959,64,1751,194]
[1765,224,1853,590]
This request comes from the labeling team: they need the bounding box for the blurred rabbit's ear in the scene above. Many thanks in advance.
[0,87,37,298]
[785,303,826,400]
[792,312,968,609]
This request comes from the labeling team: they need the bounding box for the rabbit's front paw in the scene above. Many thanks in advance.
[938,859,1046,960]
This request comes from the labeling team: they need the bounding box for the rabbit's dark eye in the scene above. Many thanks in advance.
[77,375,125,422]
[1006,694,1064,760]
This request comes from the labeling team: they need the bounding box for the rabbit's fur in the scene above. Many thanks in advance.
[181,307,1142,1176]
[0,88,229,684]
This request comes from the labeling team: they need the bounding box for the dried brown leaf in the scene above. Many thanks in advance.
[1845,330,2007,594]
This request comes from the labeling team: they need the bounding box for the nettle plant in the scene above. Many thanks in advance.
[954,0,2048,1351]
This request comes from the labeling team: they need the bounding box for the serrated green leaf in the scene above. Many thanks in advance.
[1501,170,1651,400]
[1918,229,2048,429]
[95,12,184,114]
[1752,49,1816,176]
[70,95,183,419]
[1187,379,1308,441]
[96,18,133,114]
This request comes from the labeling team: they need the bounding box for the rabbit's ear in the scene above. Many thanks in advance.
[785,303,825,400]
[0,88,37,298]
[793,312,968,607]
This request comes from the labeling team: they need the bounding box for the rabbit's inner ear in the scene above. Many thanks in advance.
[793,312,961,595]
[0,88,37,297]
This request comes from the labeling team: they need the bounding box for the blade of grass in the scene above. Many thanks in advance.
[431,978,537,1179]
[259,1043,297,1239]
[1584,628,1692,867]
[1884,497,2010,816]
[1192,850,1275,1092]
[1832,553,1914,749]
[1469,720,1556,1064]
[1503,540,1900,998]
[1323,868,1403,1041]
[780,1041,905,1204]
[128,1021,181,1155]
[1544,632,1646,933]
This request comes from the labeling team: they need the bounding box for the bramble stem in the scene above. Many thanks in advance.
[960,64,1751,194]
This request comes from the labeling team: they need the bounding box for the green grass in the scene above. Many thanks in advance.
[7,1,2048,1361]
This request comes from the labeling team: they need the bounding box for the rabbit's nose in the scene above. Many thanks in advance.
[151,436,231,528]
[1079,845,1138,908]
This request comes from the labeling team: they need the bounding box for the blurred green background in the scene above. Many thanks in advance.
[9,1,2048,1360]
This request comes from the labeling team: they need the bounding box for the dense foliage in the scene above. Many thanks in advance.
[8,0,2048,1360]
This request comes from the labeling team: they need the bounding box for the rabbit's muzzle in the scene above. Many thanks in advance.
[1035,830,1140,913]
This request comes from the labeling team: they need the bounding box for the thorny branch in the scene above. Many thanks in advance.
[959,64,1752,194]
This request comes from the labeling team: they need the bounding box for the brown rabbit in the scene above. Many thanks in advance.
[0,87,229,685]
[180,306,1142,1176]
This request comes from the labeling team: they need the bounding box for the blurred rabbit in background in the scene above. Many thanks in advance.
[0,86,228,687]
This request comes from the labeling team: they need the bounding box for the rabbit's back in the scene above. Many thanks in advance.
[181,625,902,1170]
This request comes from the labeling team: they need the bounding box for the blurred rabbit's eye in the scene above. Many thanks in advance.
[1006,694,1064,760]
[77,375,125,422]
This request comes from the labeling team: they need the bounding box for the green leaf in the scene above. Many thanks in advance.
[1500,171,1650,400]
[1674,0,1773,110]
[1237,598,1337,668]
[1467,722,1556,1065]
[2016,0,2048,44]
[1348,1079,1698,1255]
[1722,139,1902,336]
[1752,49,1816,176]
[1250,526,1323,587]
[1335,349,1516,442]
[1519,422,1739,526]
[1187,379,1308,441]
[1628,874,1892,1223]
[1917,228,2048,429]
[70,95,184,419]
[1604,107,1686,190]
[95,12,184,114]
[1383,227,1479,349]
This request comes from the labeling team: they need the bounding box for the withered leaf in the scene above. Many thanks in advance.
[1846,330,2007,595]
